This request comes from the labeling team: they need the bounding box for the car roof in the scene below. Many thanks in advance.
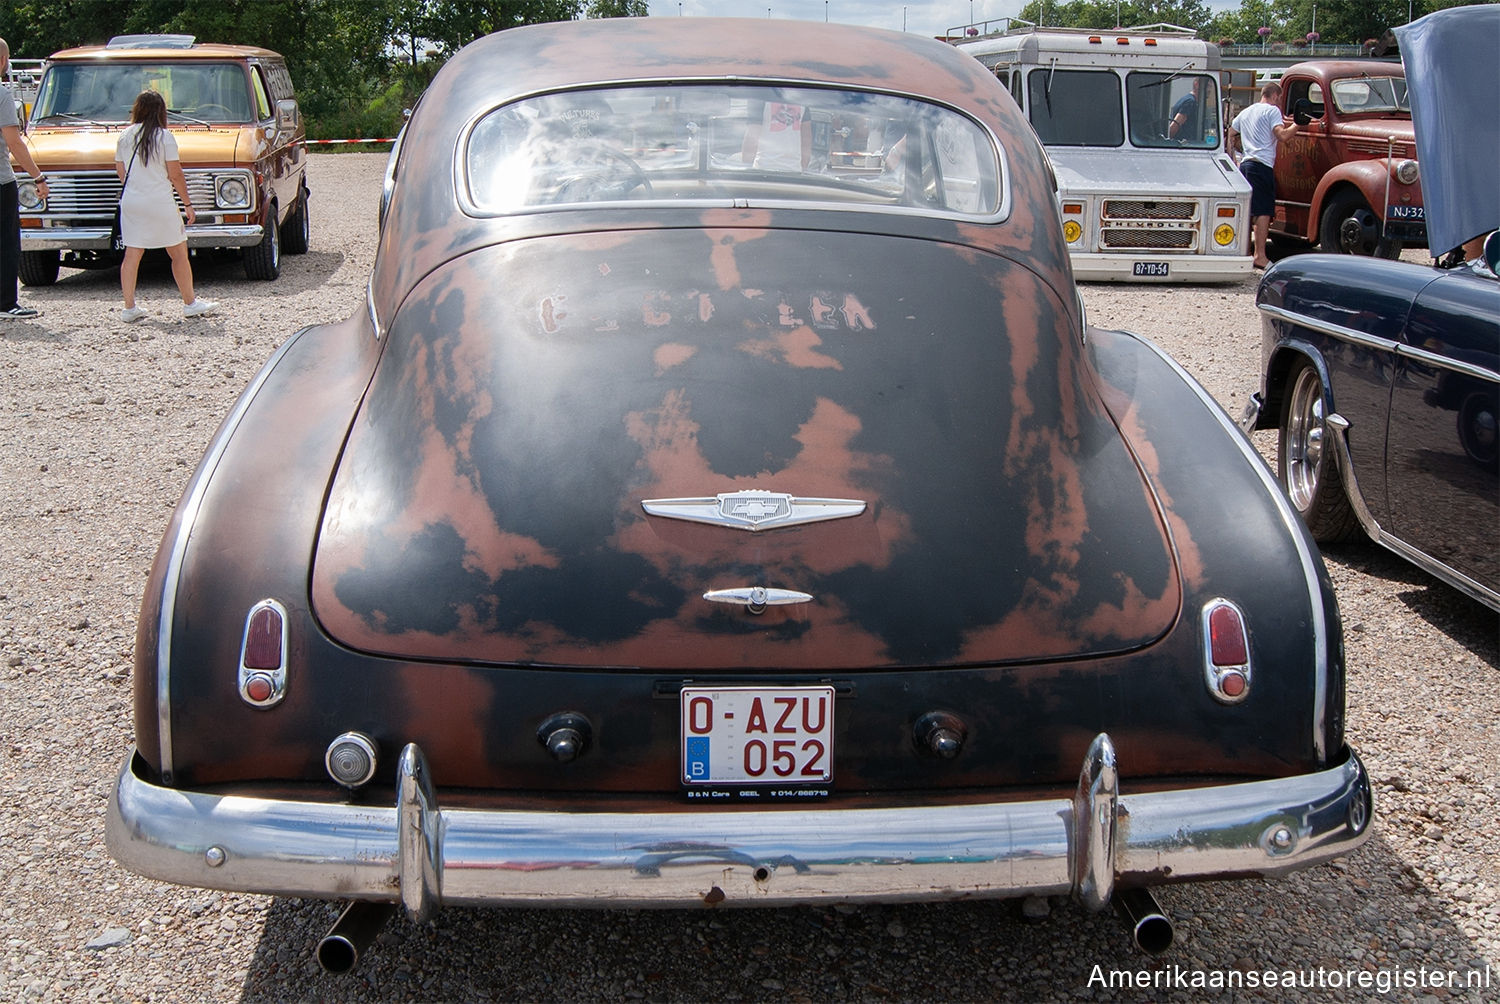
[437,17,1007,115]
[1283,59,1404,80]
[370,18,1063,326]
[47,42,282,61]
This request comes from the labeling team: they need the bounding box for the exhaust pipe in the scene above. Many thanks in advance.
[1114,887,1174,955]
[316,901,396,974]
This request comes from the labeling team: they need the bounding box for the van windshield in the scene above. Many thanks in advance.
[1026,69,1123,146]
[464,83,1003,217]
[1126,72,1220,149]
[33,62,254,124]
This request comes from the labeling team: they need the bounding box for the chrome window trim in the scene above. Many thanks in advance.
[154,331,308,781]
[1131,333,1330,760]
[453,77,1012,225]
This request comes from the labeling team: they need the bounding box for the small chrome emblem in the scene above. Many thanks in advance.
[642,490,865,531]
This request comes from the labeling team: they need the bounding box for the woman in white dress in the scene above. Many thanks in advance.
[115,90,216,322]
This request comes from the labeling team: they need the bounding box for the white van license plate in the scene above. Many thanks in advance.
[681,686,834,787]
[1133,262,1170,277]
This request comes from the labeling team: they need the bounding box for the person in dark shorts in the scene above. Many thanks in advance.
[1228,82,1298,268]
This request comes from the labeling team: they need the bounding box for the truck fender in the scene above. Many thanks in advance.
[1309,159,1416,226]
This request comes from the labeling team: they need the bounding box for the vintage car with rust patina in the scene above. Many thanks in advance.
[106,17,1370,970]
[1244,6,1498,612]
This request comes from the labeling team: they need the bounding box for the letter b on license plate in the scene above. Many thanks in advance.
[681,686,834,785]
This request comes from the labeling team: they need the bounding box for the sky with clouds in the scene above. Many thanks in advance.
[644,1,1240,39]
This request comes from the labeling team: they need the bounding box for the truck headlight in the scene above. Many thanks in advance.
[1394,160,1419,185]
[215,176,251,209]
[1214,223,1237,247]
[1062,220,1083,244]
[17,179,44,211]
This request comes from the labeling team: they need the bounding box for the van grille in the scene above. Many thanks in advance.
[1101,228,1197,250]
[27,169,250,222]
[1102,200,1197,220]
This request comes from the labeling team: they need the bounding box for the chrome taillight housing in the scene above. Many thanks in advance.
[238,598,288,707]
[1202,598,1251,704]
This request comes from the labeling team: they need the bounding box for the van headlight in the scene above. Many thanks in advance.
[215,175,251,209]
[17,179,44,211]
[1394,160,1419,185]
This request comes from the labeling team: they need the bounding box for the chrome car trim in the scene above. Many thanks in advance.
[21,224,264,251]
[1257,303,1401,356]
[1262,303,1498,384]
[153,334,307,780]
[1070,733,1117,912]
[107,739,1371,911]
[1324,415,1500,612]
[237,598,289,708]
[1130,334,1331,761]
[642,491,866,532]
[1400,342,1500,383]
[703,587,814,608]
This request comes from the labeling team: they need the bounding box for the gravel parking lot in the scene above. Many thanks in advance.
[2,153,1497,1003]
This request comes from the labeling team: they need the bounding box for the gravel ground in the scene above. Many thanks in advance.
[2,153,1497,1003]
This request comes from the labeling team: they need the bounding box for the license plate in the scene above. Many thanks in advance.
[1133,261,1170,277]
[1388,204,1425,220]
[681,686,834,788]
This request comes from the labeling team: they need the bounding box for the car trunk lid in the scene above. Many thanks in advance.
[311,227,1181,669]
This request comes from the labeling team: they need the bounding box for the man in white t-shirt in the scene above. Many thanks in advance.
[1228,83,1298,269]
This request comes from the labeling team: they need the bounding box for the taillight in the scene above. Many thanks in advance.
[239,599,288,707]
[1202,599,1251,704]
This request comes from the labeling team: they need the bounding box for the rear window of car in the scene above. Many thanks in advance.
[464,83,1003,217]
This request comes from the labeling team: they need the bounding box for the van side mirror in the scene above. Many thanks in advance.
[276,98,298,131]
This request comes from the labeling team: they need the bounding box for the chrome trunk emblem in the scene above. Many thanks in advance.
[703,586,814,614]
[641,490,865,531]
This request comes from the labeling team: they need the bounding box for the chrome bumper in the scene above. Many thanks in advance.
[21,224,264,251]
[107,735,1370,916]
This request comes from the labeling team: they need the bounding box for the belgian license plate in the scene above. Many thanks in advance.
[1389,204,1425,220]
[681,686,834,797]
[1133,261,1170,277]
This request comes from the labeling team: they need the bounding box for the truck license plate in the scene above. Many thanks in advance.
[1133,261,1170,277]
[681,686,834,794]
[1388,204,1425,220]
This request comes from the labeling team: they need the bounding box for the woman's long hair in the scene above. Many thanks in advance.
[129,90,168,166]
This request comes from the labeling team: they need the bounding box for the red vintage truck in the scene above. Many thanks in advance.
[1269,60,1425,258]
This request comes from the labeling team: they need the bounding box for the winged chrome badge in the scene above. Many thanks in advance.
[641,490,866,531]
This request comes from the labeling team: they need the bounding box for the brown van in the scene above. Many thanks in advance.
[16,34,308,284]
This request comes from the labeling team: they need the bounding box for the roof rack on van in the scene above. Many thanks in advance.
[106,34,197,49]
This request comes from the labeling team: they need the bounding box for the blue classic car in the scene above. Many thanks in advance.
[106,16,1371,972]
[1244,6,1499,612]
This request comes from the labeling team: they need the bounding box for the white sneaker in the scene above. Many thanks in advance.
[183,299,218,318]
[119,306,147,323]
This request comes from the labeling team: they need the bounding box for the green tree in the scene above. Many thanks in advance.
[1015,1,1215,30]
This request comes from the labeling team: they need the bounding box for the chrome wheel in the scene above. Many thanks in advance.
[1278,361,1360,542]
[1283,365,1326,511]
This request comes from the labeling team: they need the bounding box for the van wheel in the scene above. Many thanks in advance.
[1319,189,1395,257]
[243,201,281,280]
[280,183,310,255]
[19,250,60,287]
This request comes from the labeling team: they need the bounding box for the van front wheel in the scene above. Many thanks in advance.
[243,201,281,280]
